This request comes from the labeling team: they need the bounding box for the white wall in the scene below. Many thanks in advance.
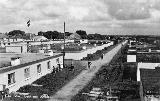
[80,39,88,43]
[22,45,27,53]
[1,40,76,47]
[127,55,136,62]
[6,45,27,53]
[6,46,22,53]
[137,63,160,81]
[16,39,23,42]
[0,55,63,93]
[64,42,113,60]
[144,95,160,101]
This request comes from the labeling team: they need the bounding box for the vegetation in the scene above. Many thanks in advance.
[76,30,87,39]
[81,45,114,61]
[4,60,86,101]
[72,44,140,101]
[38,31,64,39]
[51,43,83,52]
[8,30,25,37]
[3,29,129,41]
[137,54,160,62]
[81,40,121,61]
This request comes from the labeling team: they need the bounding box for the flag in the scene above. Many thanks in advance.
[27,19,30,27]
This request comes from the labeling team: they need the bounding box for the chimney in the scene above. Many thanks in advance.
[11,57,20,66]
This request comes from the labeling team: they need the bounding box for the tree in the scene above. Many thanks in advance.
[94,33,103,40]
[65,32,72,37]
[76,30,87,39]
[8,30,25,37]
[87,34,95,40]
[57,33,64,39]
[38,31,45,36]
[87,33,104,40]
[38,31,62,40]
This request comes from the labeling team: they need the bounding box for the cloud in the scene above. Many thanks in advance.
[68,6,89,20]
[105,0,151,20]
[0,0,160,35]
[150,9,160,21]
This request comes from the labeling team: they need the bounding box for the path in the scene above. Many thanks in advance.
[49,41,127,101]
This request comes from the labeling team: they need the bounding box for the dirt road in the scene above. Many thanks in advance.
[49,41,127,101]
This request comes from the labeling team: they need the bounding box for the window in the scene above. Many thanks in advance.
[47,61,51,69]
[37,64,41,73]
[24,68,30,79]
[8,72,15,85]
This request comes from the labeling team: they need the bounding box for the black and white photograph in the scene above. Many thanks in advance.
[0,0,160,101]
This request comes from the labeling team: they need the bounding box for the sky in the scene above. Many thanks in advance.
[0,0,160,35]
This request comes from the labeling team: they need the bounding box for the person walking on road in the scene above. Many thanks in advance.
[101,53,104,59]
[88,61,92,69]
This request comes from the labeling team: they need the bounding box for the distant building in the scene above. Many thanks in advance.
[80,39,88,44]
[67,33,81,40]
[6,45,28,53]
[0,34,9,47]
[0,34,9,42]
[126,40,160,100]
[0,52,63,93]
[126,40,160,63]
[9,36,24,42]
[31,36,48,41]
[127,47,137,62]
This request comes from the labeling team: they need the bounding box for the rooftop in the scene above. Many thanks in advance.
[0,53,62,73]
[137,53,160,63]
[140,67,160,95]
[0,34,9,39]
[137,63,160,81]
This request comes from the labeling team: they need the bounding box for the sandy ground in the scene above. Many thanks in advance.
[48,42,125,101]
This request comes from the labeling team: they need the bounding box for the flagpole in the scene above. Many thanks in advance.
[27,19,31,39]
[63,22,65,68]
[27,19,31,52]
